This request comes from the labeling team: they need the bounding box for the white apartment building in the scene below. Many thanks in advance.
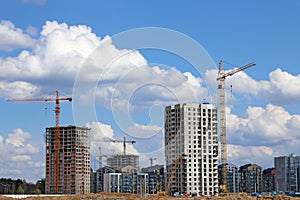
[165,103,218,196]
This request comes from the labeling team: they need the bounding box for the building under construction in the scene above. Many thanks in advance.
[45,126,91,194]
[107,154,139,171]
[165,103,218,196]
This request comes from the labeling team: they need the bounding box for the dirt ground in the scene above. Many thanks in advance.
[1,193,299,200]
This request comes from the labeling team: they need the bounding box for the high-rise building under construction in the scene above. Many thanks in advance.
[107,154,139,171]
[165,103,218,196]
[45,126,90,194]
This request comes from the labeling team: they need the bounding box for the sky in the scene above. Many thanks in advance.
[0,0,300,183]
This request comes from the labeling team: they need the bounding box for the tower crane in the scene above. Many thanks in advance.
[98,146,108,168]
[110,136,136,155]
[149,157,156,166]
[216,60,255,192]
[8,90,72,194]
[166,154,186,195]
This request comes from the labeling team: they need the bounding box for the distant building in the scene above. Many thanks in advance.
[95,166,118,193]
[262,168,275,192]
[45,126,90,194]
[239,164,262,193]
[218,163,240,193]
[165,103,218,196]
[141,165,165,194]
[275,154,300,192]
[103,173,148,194]
[107,154,139,171]
[90,168,97,193]
[121,165,138,173]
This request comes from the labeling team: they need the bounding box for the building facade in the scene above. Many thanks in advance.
[262,168,275,192]
[107,154,139,171]
[275,154,300,192]
[45,126,90,194]
[141,165,165,194]
[165,103,218,196]
[94,166,118,193]
[239,164,262,193]
[218,163,240,193]
[103,173,148,194]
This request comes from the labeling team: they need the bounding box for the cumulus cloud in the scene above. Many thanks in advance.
[26,25,38,37]
[0,20,36,51]
[0,81,39,98]
[227,144,275,167]
[126,124,164,153]
[0,20,210,110]
[0,20,101,97]
[0,128,41,181]
[206,68,300,105]
[78,45,208,114]
[86,122,139,166]
[226,104,300,167]
[227,104,300,146]
[86,121,166,168]
[127,124,162,138]
[6,128,31,147]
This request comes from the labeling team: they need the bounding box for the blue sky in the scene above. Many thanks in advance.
[0,0,300,182]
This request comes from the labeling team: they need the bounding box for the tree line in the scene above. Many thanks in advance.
[0,178,45,194]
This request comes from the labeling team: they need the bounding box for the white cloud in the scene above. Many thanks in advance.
[226,104,300,167]
[183,72,201,87]
[0,20,36,51]
[86,121,139,160]
[0,169,22,175]
[0,128,42,182]
[6,128,31,147]
[80,62,208,112]
[11,155,31,162]
[206,68,300,105]
[227,104,300,146]
[0,20,101,96]
[0,81,39,98]
[28,161,45,167]
[0,20,209,109]
[26,25,38,37]
[127,124,162,138]
[86,121,165,168]
[227,144,275,167]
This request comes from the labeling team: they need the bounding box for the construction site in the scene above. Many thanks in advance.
[0,193,298,200]
[4,62,300,199]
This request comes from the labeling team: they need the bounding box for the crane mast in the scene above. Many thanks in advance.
[217,60,256,193]
[110,136,136,155]
[166,154,186,195]
[8,90,72,194]
[149,157,156,166]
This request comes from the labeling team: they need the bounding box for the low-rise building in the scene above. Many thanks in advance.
[218,163,240,193]
[239,164,262,193]
[103,173,148,194]
[275,154,300,192]
[262,168,275,192]
[141,165,165,194]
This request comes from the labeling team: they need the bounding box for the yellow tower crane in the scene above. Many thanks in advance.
[216,60,256,193]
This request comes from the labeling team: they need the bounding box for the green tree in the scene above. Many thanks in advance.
[16,185,24,194]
